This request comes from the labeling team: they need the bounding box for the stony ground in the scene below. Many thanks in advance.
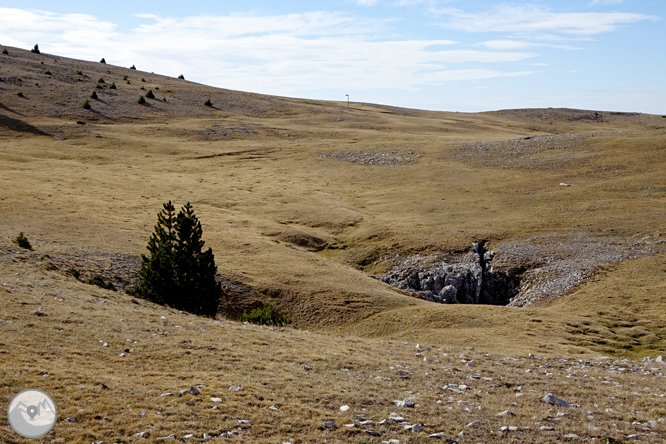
[2,250,666,443]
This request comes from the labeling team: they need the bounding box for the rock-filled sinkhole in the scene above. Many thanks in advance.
[375,242,520,306]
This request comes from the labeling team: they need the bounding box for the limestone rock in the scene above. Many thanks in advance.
[541,393,571,407]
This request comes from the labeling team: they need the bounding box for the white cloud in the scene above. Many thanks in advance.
[478,40,581,50]
[0,7,538,95]
[357,0,379,6]
[433,5,655,36]
[589,0,625,6]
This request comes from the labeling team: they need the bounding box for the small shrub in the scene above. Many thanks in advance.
[82,99,91,110]
[87,275,115,291]
[154,87,159,90]
[90,91,98,99]
[76,70,82,75]
[109,82,116,89]
[97,77,105,83]
[96,84,103,89]
[123,75,128,80]
[204,99,212,107]
[2,48,8,55]
[106,70,110,74]
[100,58,106,64]
[178,74,185,80]
[137,95,146,104]
[31,44,40,54]
[127,80,131,84]
[13,232,32,250]
[141,78,145,82]
[145,90,155,99]
[76,121,86,125]
[130,65,136,70]
[16,91,23,97]
[163,97,167,102]
[240,304,288,326]
[45,70,51,75]
[69,268,80,279]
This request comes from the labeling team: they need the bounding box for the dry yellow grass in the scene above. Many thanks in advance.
[1,45,666,442]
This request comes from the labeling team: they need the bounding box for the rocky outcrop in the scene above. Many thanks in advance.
[376,242,519,305]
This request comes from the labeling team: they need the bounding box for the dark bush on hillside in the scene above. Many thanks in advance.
[240,304,288,326]
[90,91,98,99]
[16,91,23,97]
[31,44,40,54]
[2,48,8,55]
[100,58,106,64]
[87,275,115,291]
[137,95,146,104]
[204,99,212,107]
[97,77,105,83]
[109,82,116,89]
[178,74,185,80]
[128,201,222,317]
[82,99,91,109]
[130,65,136,70]
[69,268,81,279]
[141,78,145,82]
[45,70,51,75]
[76,70,82,75]
[145,90,155,99]
[13,232,32,250]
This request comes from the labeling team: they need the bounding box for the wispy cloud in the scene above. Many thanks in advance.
[478,40,581,50]
[589,0,625,6]
[0,7,538,95]
[433,5,656,36]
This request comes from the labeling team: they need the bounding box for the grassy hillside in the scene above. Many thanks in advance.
[1,44,666,441]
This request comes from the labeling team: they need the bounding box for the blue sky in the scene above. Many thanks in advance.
[1,1,664,113]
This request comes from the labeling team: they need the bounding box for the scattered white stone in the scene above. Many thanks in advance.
[393,399,415,408]
[160,392,173,397]
[540,426,554,431]
[340,405,350,412]
[429,432,447,438]
[210,397,222,403]
[560,183,571,187]
[411,424,423,432]
[133,431,150,438]
[156,434,175,440]
[189,386,200,395]
[203,434,212,441]
[229,386,243,391]
[497,410,514,417]
[237,420,251,424]
[388,416,406,423]
[656,356,664,363]
[564,434,580,439]
[323,420,336,428]
[541,393,570,407]
[269,405,279,411]
[182,434,194,440]
[466,420,480,428]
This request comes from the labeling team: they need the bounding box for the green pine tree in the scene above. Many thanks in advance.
[131,201,221,317]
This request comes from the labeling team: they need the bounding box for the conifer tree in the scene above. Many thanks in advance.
[131,201,221,317]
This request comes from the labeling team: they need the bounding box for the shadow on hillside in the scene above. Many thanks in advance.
[0,112,49,136]
[0,102,25,116]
